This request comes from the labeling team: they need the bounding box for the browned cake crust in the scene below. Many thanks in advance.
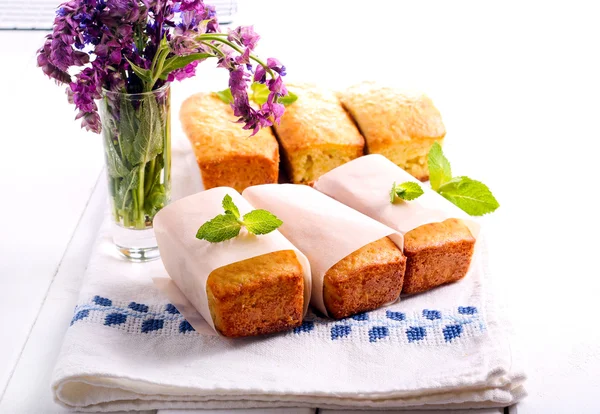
[403,219,476,294]
[180,93,279,192]
[274,83,365,184]
[323,237,406,319]
[338,82,445,181]
[206,250,304,337]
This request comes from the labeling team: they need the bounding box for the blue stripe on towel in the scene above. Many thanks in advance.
[69,297,486,344]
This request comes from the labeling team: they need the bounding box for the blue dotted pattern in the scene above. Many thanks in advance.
[458,306,477,315]
[70,310,89,326]
[423,309,442,320]
[443,324,463,342]
[165,304,180,314]
[331,325,351,340]
[93,296,112,307]
[128,302,149,313]
[142,319,164,333]
[386,310,406,321]
[179,320,195,333]
[293,321,314,334]
[105,312,127,326]
[406,326,427,342]
[369,326,389,342]
[351,312,369,321]
[70,296,485,344]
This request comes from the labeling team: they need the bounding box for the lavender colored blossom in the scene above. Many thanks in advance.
[37,0,289,135]
[228,26,260,51]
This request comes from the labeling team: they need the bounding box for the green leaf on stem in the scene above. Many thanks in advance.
[242,209,283,235]
[250,82,270,105]
[196,213,242,243]
[437,176,500,216]
[428,142,452,191]
[222,194,240,219]
[215,84,298,107]
[215,88,234,104]
[103,131,129,178]
[158,53,212,80]
[278,91,298,106]
[144,183,166,217]
[390,181,424,203]
[116,166,140,211]
[130,95,164,166]
[125,58,152,83]
[119,99,137,163]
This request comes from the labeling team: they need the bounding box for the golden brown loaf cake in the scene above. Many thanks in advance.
[206,250,304,337]
[403,219,475,295]
[323,237,406,319]
[273,83,365,184]
[180,93,279,192]
[338,82,446,181]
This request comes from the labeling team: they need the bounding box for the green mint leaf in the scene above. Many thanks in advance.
[390,181,424,202]
[158,53,212,80]
[250,82,270,105]
[144,183,166,217]
[103,130,129,178]
[222,194,240,219]
[196,213,242,243]
[119,99,136,162]
[242,209,283,235]
[278,90,298,106]
[428,142,452,191]
[116,166,139,211]
[130,95,164,166]
[437,176,499,216]
[125,58,152,83]
[215,88,234,104]
[197,196,283,242]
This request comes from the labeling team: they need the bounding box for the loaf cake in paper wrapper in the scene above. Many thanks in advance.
[314,154,480,294]
[153,187,312,337]
[242,184,405,318]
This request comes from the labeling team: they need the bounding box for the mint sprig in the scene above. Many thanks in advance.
[390,181,424,203]
[196,194,283,243]
[427,142,499,216]
[215,82,298,106]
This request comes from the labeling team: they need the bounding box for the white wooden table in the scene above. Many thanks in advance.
[1,1,600,413]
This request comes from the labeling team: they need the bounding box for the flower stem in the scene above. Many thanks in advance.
[197,35,276,78]
[145,158,156,196]
[137,164,146,228]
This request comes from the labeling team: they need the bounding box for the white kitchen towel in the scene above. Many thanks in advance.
[51,137,526,412]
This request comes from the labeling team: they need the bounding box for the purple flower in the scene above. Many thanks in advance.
[262,100,285,124]
[38,0,287,135]
[228,26,260,51]
[178,0,205,13]
[167,60,199,81]
[254,57,286,83]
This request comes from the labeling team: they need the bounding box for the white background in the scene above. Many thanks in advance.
[1,0,599,413]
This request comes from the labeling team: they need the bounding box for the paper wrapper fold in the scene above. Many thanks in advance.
[153,187,312,335]
[314,154,480,238]
[242,184,403,316]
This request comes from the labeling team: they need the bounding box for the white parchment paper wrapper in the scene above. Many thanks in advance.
[242,184,403,316]
[313,154,480,238]
[153,186,312,335]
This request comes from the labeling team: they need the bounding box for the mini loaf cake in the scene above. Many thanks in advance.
[273,83,364,184]
[180,93,279,192]
[402,218,475,294]
[338,82,445,181]
[206,250,304,338]
[323,237,406,319]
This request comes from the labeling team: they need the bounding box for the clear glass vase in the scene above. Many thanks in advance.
[99,84,171,261]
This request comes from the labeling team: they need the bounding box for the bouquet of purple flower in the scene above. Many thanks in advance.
[37,0,290,238]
